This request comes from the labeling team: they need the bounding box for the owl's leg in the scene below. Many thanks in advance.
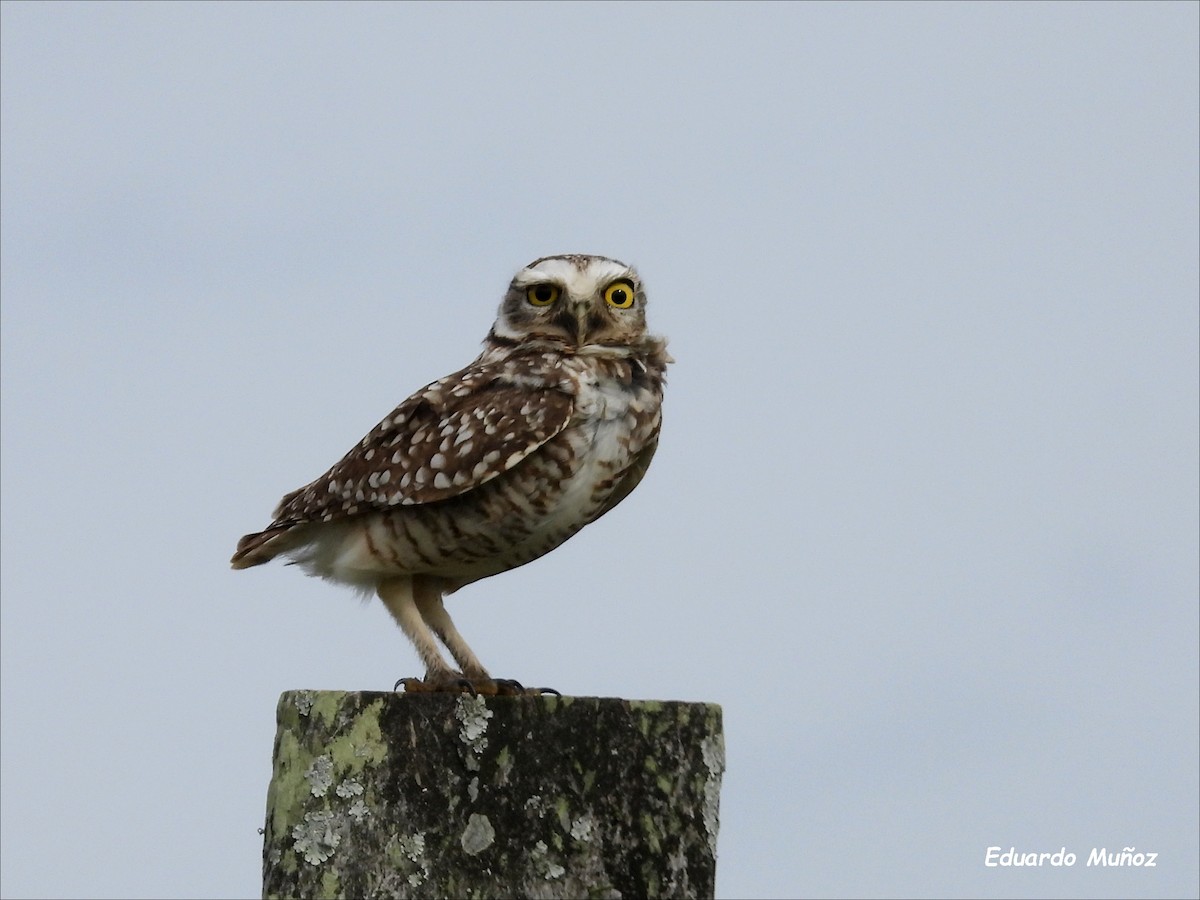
[412,578,490,681]
[376,576,459,684]
[404,578,547,696]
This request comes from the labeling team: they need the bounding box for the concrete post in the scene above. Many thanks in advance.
[262,690,725,899]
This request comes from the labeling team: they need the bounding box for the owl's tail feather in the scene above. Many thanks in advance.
[230,525,295,569]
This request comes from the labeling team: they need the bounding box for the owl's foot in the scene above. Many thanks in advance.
[394,675,558,697]
[486,678,561,697]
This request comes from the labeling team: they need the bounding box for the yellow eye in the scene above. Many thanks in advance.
[603,281,636,309]
[526,284,560,307]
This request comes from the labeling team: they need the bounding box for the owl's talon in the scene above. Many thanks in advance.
[483,679,561,697]
[395,675,489,695]
[395,676,441,693]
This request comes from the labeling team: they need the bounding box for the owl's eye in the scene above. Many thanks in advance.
[526,284,560,307]
[603,281,636,309]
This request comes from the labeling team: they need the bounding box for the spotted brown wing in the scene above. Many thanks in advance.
[270,364,574,525]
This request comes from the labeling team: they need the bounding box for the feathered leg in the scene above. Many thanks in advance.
[413,576,490,680]
[377,576,458,684]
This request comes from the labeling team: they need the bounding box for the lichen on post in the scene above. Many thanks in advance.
[261,690,725,899]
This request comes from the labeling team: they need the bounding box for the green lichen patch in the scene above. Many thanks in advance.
[327,698,388,773]
[310,691,343,726]
[319,869,340,897]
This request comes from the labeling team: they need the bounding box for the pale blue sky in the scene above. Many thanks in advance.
[2,3,1197,898]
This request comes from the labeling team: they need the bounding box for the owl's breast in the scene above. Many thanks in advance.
[536,383,653,521]
[477,367,661,560]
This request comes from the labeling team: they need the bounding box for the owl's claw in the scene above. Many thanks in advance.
[395,676,557,697]
[393,675,474,694]
[483,679,561,697]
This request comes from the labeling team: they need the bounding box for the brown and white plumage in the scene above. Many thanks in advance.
[231,254,670,689]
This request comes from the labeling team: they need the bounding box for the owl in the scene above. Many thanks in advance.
[231,254,670,694]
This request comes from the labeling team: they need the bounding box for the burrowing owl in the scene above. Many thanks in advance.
[231,254,670,693]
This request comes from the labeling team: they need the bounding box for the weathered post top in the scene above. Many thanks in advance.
[262,690,725,900]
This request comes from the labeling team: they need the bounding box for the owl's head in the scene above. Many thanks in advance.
[489,254,654,354]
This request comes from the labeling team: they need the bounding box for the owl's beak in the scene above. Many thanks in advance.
[553,297,594,348]
[571,298,592,346]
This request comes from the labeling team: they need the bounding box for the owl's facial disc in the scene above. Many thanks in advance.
[501,254,643,350]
